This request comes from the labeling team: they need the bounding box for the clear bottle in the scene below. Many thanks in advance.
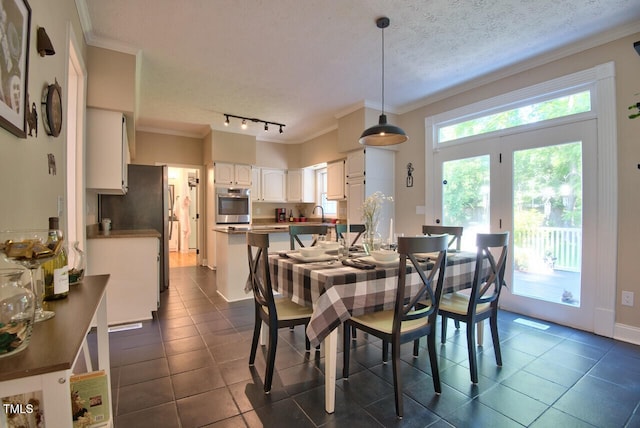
[42,217,69,300]
[69,241,86,285]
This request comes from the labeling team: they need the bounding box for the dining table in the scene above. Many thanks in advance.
[268,249,480,414]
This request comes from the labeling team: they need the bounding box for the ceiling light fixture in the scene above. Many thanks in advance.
[359,17,408,146]
[223,113,286,134]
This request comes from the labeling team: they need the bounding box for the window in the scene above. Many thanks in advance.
[437,90,592,144]
[317,169,337,215]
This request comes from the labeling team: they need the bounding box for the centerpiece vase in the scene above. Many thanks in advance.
[363,223,381,255]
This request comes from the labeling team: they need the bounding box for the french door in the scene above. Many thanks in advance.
[434,120,597,330]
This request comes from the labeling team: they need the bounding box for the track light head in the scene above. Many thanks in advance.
[264,123,269,132]
[279,125,284,134]
[224,115,229,126]
[241,119,247,130]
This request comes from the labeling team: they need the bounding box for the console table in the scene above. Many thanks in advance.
[0,274,112,427]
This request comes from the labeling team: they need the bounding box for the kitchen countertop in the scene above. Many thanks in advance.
[87,228,161,239]
[215,222,338,234]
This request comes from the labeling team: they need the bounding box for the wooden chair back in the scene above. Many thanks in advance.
[469,232,509,312]
[247,232,276,321]
[334,223,366,246]
[288,225,328,250]
[394,235,449,334]
[422,225,463,251]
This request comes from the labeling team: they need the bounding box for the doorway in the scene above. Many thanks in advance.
[168,166,200,267]
[434,120,597,329]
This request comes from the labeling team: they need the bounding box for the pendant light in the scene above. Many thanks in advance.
[359,17,408,146]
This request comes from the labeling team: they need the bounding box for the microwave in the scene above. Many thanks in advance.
[216,187,250,224]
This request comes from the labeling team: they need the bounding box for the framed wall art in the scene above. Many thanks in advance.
[0,0,31,138]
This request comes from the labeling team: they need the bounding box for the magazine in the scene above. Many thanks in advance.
[69,370,110,428]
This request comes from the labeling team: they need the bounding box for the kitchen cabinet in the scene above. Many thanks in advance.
[251,167,261,201]
[287,168,315,202]
[345,147,395,239]
[327,160,345,200]
[214,162,252,186]
[87,236,159,325]
[345,149,366,178]
[261,168,287,202]
[86,108,129,194]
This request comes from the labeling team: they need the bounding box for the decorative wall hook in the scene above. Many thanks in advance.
[406,162,414,187]
[628,102,640,120]
[37,27,55,57]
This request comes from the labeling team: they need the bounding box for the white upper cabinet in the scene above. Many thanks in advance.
[214,162,252,186]
[345,147,395,238]
[260,168,287,202]
[345,149,366,179]
[287,169,315,202]
[251,167,262,201]
[86,108,129,194]
[234,164,252,186]
[327,160,345,200]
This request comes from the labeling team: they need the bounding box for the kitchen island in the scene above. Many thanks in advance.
[215,225,293,301]
[215,222,339,301]
[87,228,160,325]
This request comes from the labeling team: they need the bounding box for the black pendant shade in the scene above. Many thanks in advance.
[359,114,408,146]
[359,17,408,146]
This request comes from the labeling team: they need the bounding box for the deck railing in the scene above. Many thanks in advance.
[514,227,581,272]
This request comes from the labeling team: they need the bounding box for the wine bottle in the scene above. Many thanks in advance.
[43,217,69,300]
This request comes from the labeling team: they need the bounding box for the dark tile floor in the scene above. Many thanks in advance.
[94,266,640,427]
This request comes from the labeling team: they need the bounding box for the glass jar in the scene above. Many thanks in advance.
[69,241,86,285]
[0,268,35,358]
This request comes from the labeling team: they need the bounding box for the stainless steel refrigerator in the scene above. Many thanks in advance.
[99,164,170,292]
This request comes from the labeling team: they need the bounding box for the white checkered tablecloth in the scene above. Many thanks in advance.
[268,252,478,347]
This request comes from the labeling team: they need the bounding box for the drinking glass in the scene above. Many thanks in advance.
[1,230,60,322]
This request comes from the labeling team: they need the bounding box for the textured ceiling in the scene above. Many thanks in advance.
[78,0,640,143]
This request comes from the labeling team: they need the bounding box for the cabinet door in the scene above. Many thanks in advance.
[301,168,316,203]
[251,167,261,201]
[261,168,287,202]
[287,170,303,202]
[346,149,366,178]
[235,164,252,186]
[87,108,129,194]
[214,162,234,185]
[327,161,345,200]
[347,177,365,223]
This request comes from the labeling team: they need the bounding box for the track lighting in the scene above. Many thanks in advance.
[222,113,286,134]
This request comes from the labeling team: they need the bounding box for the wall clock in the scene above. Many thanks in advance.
[41,78,62,137]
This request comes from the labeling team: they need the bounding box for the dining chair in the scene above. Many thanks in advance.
[288,224,328,250]
[343,235,449,419]
[438,232,509,384]
[334,223,366,246]
[422,225,464,251]
[247,231,315,393]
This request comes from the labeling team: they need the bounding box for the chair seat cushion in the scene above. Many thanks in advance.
[273,298,314,321]
[350,310,431,335]
[439,292,490,315]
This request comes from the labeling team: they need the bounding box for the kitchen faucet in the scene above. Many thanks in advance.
[313,205,325,223]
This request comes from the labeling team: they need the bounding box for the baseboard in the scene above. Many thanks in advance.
[614,322,640,346]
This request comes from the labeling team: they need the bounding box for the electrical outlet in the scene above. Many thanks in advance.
[622,291,634,307]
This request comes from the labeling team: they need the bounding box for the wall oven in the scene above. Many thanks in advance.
[216,187,250,224]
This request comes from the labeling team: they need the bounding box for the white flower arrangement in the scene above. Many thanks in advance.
[361,191,393,236]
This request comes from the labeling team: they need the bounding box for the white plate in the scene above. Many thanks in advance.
[287,252,338,263]
[359,255,399,267]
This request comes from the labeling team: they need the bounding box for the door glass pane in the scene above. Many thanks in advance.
[512,142,582,306]
[442,155,490,250]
